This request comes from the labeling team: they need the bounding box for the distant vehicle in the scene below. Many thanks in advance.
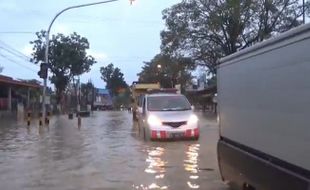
[138,93,199,141]
[217,24,310,190]
[93,88,113,111]
[131,82,160,121]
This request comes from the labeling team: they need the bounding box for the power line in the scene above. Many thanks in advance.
[0,46,31,63]
[0,40,38,71]
[0,53,37,72]
[0,31,35,34]
[64,15,162,24]
[0,52,37,73]
[66,19,162,26]
[0,40,32,61]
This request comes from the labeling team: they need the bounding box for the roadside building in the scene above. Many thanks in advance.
[93,88,113,110]
[186,79,217,113]
[0,74,41,118]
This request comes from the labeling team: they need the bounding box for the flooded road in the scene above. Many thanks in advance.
[0,111,228,190]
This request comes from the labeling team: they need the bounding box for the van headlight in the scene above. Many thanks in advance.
[188,114,199,125]
[147,115,162,126]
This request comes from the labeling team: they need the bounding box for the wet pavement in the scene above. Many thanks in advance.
[0,111,228,190]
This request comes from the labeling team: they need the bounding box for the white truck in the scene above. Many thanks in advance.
[217,23,310,190]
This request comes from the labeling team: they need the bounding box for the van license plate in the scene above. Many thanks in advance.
[171,133,184,138]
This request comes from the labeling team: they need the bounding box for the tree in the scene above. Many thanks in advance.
[0,66,3,73]
[161,0,310,74]
[100,63,128,96]
[113,88,131,108]
[80,81,95,105]
[137,54,194,90]
[30,30,96,103]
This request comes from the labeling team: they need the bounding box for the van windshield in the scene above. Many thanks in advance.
[147,95,191,111]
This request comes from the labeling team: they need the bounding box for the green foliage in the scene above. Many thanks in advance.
[30,30,96,103]
[207,76,217,87]
[100,63,129,107]
[138,54,194,90]
[100,63,128,96]
[113,88,131,108]
[80,81,95,105]
[161,0,309,74]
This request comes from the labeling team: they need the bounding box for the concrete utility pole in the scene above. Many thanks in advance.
[42,0,119,122]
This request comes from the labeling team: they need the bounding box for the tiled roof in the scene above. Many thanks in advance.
[0,75,41,88]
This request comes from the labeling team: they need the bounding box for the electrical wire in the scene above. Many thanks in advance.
[0,40,39,73]
[0,52,37,73]
[0,40,32,61]
[0,46,31,63]
[0,31,35,34]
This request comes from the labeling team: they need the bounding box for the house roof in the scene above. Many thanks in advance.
[97,88,110,95]
[0,75,41,89]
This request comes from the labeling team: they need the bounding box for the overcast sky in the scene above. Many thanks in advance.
[0,0,181,88]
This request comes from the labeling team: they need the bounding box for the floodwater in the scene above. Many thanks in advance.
[0,111,227,190]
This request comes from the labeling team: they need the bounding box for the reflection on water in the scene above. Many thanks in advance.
[135,143,202,189]
[0,112,144,190]
[133,147,168,190]
[190,175,199,179]
[145,147,167,174]
[187,181,200,189]
[155,174,165,179]
[185,144,200,189]
[0,112,224,190]
[184,144,200,174]
[132,183,168,190]
[148,183,168,189]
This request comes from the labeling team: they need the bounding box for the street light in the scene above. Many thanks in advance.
[157,64,162,82]
[42,0,119,122]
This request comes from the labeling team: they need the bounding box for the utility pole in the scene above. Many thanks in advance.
[303,0,306,24]
[77,76,81,112]
[42,0,119,123]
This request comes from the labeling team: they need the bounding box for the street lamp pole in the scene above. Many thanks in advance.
[42,0,119,122]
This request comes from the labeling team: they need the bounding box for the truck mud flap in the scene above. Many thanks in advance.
[218,139,310,190]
